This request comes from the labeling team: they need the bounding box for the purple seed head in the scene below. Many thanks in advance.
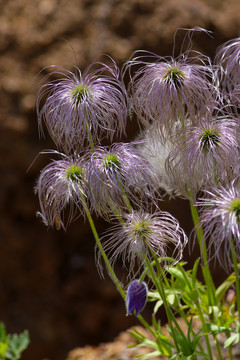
[125,50,217,137]
[166,115,239,199]
[215,37,240,96]
[196,178,240,268]
[35,152,89,229]
[36,59,128,153]
[87,142,159,218]
[98,209,188,279]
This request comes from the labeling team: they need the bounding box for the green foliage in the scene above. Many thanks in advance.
[0,323,29,360]
[142,257,240,359]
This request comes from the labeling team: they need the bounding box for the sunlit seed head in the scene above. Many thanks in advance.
[102,153,121,172]
[163,66,185,88]
[199,128,220,151]
[228,199,240,220]
[66,165,84,182]
[71,84,90,106]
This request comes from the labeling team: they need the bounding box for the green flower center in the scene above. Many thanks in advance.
[228,199,240,221]
[163,66,185,88]
[199,128,220,151]
[72,84,90,106]
[132,220,151,241]
[103,153,121,173]
[66,165,84,182]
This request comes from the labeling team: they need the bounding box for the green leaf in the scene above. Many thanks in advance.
[153,299,163,314]
[167,294,176,306]
[167,326,191,356]
[167,267,186,287]
[0,342,8,358]
[147,291,161,300]
[224,333,240,348]
[129,328,146,342]
[215,273,235,302]
[6,330,30,360]
[192,258,200,287]
[0,324,6,342]
[206,324,233,336]
[134,350,162,359]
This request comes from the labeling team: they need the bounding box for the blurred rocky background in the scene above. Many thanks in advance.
[0,0,240,359]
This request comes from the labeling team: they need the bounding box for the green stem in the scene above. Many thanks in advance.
[195,300,214,360]
[81,195,160,344]
[139,257,176,283]
[189,201,216,306]
[118,180,133,213]
[177,309,205,354]
[144,257,181,354]
[152,257,194,349]
[230,237,240,322]
[228,344,234,360]
[214,334,224,360]
[175,262,214,359]
[137,314,160,340]
[81,194,125,298]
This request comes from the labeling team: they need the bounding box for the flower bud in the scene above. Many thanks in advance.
[126,280,148,316]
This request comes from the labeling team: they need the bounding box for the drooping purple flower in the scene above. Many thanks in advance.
[166,115,239,199]
[126,280,148,316]
[35,151,89,230]
[36,58,128,153]
[87,142,159,218]
[98,209,188,279]
[196,178,240,267]
[125,50,217,137]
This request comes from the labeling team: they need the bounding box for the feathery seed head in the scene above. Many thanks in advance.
[166,115,239,198]
[102,153,121,173]
[214,38,240,111]
[36,59,128,153]
[215,38,240,90]
[71,84,91,106]
[88,143,159,218]
[196,179,240,268]
[162,66,185,88]
[199,127,220,151]
[66,164,85,182]
[125,51,217,137]
[228,198,240,220]
[131,219,151,241]
[136,125,183,197]
[35,152,89,230]
[98,209,188,279]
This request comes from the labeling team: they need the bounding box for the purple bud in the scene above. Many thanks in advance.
[126,280,148,316]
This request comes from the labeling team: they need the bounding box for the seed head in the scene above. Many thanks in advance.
[125,51,217,137]
[136,125,181,197]
[166,115,239,198]
[98,209,188,279]
[87,142,159,218]
[196,179,240,268]
[35,152,89,229]
[36,59,128,153]
[215,37,240,97]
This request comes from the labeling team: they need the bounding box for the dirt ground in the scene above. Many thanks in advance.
[0,1,240,359]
